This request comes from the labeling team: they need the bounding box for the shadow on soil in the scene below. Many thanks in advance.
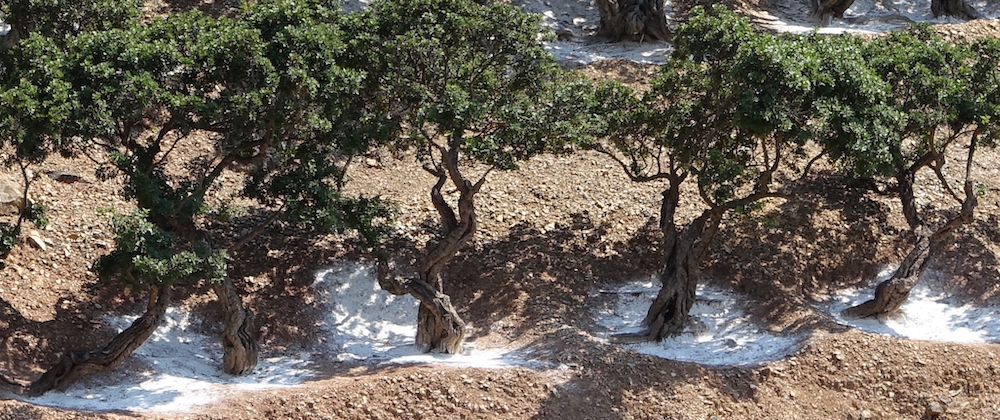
[430,209,781,419]
[0,276,149,389]
[705,173,897,334]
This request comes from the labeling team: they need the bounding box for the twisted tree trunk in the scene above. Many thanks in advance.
[612,181,723,342]
[811,0,855,25]
[596,0,670,42]
[213,277,259,375]
[931,0,981,19]
[28,285,171,396]
[813,0,979,23]
[378,140,478,353]
[844,179,977,318]
[414,167,475,353]
[642,208,723,340]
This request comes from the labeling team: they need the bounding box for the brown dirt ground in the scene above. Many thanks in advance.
[4,6,1000,420]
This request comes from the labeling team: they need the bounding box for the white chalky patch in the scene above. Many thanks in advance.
[594,279,802,366]
[825,265,1000,343]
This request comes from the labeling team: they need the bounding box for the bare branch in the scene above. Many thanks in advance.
[799,147,827,182]
[592,142,671,183]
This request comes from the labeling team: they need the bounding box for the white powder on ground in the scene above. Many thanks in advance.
[18,262,536,412]
[312,263,536,368]
[24,307,315,412]
[824,265,1000,343]
[762,0,1000,34]
[594,279,803,366]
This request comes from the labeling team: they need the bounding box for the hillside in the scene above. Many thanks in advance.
[3,1,1000,420]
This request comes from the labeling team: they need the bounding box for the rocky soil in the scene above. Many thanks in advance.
[3,2,1000,420]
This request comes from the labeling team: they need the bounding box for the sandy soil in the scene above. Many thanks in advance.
[4,1,1000,420]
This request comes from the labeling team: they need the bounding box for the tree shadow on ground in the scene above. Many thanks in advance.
[926,213,1000,304]
[436,209,801,419]
[445,172,914,419]
[521,326,764,420]
[188,207,371,353]
[0,278,140,387]
[446,211,662,341]
[705,172,896,334]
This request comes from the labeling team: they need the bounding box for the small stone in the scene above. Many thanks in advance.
[925,401,945,418]
[0,179,26,215]
[555,27,574,41]
[45,170,87,183]
[26,234,47,251]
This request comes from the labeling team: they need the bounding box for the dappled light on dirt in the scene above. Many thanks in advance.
[825,266,1000,343]
[313,263,543,369]
[22,307,314,412]
[18,263,542,412]
[594,280,803,366]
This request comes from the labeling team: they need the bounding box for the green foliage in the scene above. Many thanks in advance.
[92,209,227,288]
[3,0,393,285]
[23,202,48,229]
[803,33,899,178]
[965,37,1000,148]
[206,202,249,224]
[597,5,995,215]
[1,0,141,44]
[0,223,19,257]
[346,0,573,170]
[236,0,397,241]
[601,6,815,205]
[0,34,74,163]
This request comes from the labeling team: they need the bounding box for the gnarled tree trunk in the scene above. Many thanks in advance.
[28,285,171,396]
[596,0,670,42]
[814,0,979,23]
[412,170,476,352]
[844,179,977,318]
[378,144,478,354]
[811,0,855,24]
[613,182,723,342]
[931,0,981,19]
[643,208,724,340]
[213,277,259,375]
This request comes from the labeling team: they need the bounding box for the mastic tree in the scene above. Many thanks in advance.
[587,6,820,340]
[348,0,596,353]
[8,0,388,394]
[0,0,142,47]
[0,0,136,257]
[0,33,62,258]
[832,27,988,318]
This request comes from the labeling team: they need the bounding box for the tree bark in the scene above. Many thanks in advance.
[611,180,724,342]
[595,0,670,42]
[413,167,475,353]
[28,285,171,396]
[811,0,856,25]
[642,208,723,340]
[844,180,977,318]
[212,277,259,375]
[377,150,476,354]
[931,0,981,19]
